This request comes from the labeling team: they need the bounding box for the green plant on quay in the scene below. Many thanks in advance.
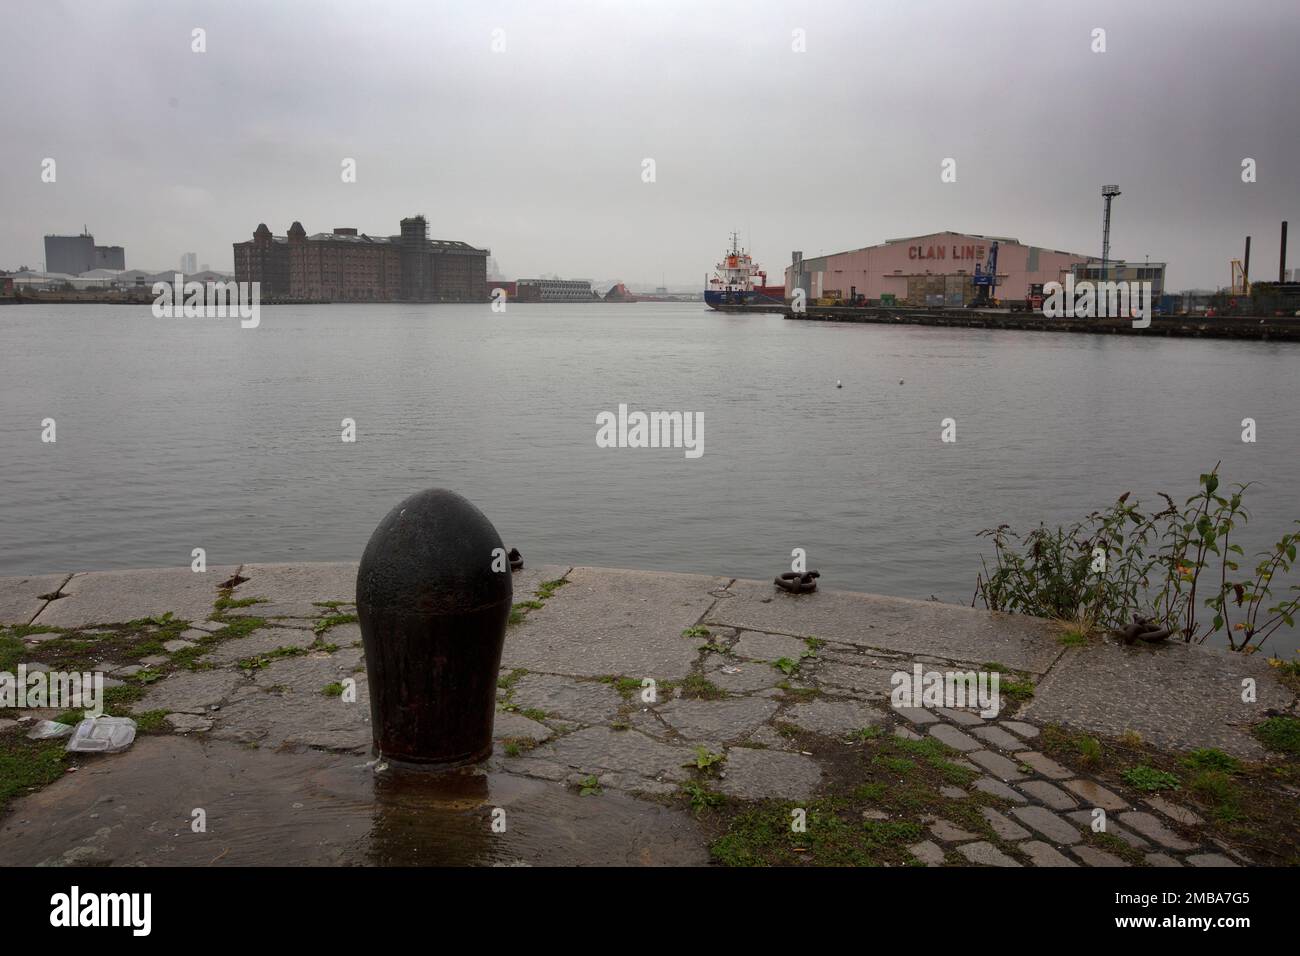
[973,465,1299,652]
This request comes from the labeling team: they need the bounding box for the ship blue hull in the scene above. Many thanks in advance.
[705,289,784,310]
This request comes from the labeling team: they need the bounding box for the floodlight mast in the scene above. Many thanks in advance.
[1101,185,1121,279]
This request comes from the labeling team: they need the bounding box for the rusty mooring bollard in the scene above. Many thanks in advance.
[356,488,513,766]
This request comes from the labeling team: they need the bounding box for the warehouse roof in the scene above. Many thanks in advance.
[881,230,1020,245]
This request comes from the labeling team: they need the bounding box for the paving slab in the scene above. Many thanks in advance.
[31,567,238,628]
[1000,720,1040,739]
[896,707,940,724]
[971,725,1024,750]
[1019,841,1077,866]
[135,669,248,715]
[929,723,981,752]
[981,807,1030,840]
[957,841,1021,866]
[813,661,900,695]
[1012,806,1083,844]
[531,726,696,788]
[973,777,1028,803]
[492,710,553,743]
[703,579,1062,674]
[212,650,369,751]
[714,747,823,801]
[233,562,358,606]
[1014,751,1073,780]
[731,630,810,662]
[500,567,729,680]
[202,626,319,666]
[1016,780,1078,810]
[657,697,779,743]
[781,698,885,737]
[1117,811,1196,851]
[1023,641,1291,759]
[165,713,213,734]
[704,657,786,694]
[0,573,69,626]
[908,840,945,866]
[967,750,1027,781]
[506,673,622,725]
[1072,845,1130,867]
[927,817,978,842]
[225,562,360,618]
[1064,811,1149,849]
[1062,779,1129,811]
[1146,795,1204,827]
[507,564,574,602]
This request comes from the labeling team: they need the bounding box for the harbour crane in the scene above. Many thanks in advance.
[970,241,999,307]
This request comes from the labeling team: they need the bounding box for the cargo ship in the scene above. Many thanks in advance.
[705,233,784,309]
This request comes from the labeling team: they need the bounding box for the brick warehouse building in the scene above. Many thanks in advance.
[785,230,1165,307]
[233,215,488,302]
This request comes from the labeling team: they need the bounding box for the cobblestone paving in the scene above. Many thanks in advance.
[2,563,1293,867]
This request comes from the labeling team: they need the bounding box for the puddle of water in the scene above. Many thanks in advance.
[0,737,706,866]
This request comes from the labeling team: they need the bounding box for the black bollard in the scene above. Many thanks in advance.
[356,489,513,766]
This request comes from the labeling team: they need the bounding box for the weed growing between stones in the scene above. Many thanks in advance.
[313,613,357,636]
[1056,625,1090,647]
[772,656,799,675]
[677,674,726,700]
[507,574,572,628]
[1253,715,1300,755]
[236,634,338,672]
[213,595,266,612]
[534,578,568,601]
[699,725,1013,866]
[497,668,527,692]
[686,746,725,773]
[0,736,67,815]
[1121,765,1180,792]
[1038,722,1300,865]
[598,675,643,701]
[973,466,1300,651]
[981,662,1034,706]
[1076,735,1103,766]
[681,781,724,812]
[500,736,540,758]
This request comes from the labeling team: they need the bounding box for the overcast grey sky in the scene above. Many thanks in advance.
[2,0,1296,289]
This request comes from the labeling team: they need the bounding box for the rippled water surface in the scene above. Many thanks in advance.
[2,302,1296,652]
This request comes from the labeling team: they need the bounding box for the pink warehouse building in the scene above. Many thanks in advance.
[784,230,1165,307]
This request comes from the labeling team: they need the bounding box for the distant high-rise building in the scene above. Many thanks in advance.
[44,229,124,273]
[180,252,198,273]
